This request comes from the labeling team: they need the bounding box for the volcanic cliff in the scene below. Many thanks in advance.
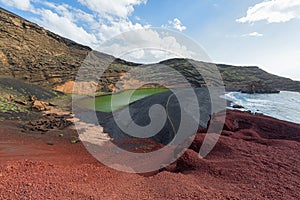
[0,7,299,93]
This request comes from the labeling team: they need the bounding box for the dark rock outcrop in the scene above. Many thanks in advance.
[240,81,280,94]
[23,113,73,132]
[232,104,244,109]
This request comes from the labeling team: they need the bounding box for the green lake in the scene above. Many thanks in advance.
[77,88,169,112]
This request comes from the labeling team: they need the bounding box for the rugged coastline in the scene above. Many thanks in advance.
[0,6,300,200]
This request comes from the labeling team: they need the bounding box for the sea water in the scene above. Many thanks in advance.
[222,91,300,124]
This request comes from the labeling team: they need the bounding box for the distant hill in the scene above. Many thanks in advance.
[0,7,299,93]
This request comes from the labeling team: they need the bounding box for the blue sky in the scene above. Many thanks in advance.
[1,0,300,80]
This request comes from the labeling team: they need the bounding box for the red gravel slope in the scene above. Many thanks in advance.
[0,110,299,199]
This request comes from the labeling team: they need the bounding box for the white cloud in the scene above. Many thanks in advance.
[242,32,264,37]
[1,0,32,11]
[98,29,197,63]
[40,2,96,26]
[77,0,147,19]
[97,19,145,42]
[135,16,141,21]
[35,9,98,47]
[42,1,149,46]
[168,18,187,31]
[248,32,263,37]
[237,0,300,23]
[37,1,190,63]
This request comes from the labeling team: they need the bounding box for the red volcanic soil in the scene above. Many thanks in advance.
[0,110,300,199]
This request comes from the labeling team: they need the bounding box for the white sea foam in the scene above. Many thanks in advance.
[223,91,300,124]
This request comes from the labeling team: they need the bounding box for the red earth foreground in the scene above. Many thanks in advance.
[0,110,299,199]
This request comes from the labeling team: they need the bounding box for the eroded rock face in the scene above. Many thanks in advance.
[54,81,100,94]
[0,8,91,88]
[0,8,136,93]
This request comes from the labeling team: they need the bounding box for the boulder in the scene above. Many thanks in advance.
[4,94,14,101]
[31,100,50,112]
[232,104,244,109]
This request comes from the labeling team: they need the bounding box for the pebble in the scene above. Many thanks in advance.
[46,141,54,145]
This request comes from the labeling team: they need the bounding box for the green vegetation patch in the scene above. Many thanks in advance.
[0,95,31,120]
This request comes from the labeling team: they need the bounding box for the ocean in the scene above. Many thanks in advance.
[222,91,300,124]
